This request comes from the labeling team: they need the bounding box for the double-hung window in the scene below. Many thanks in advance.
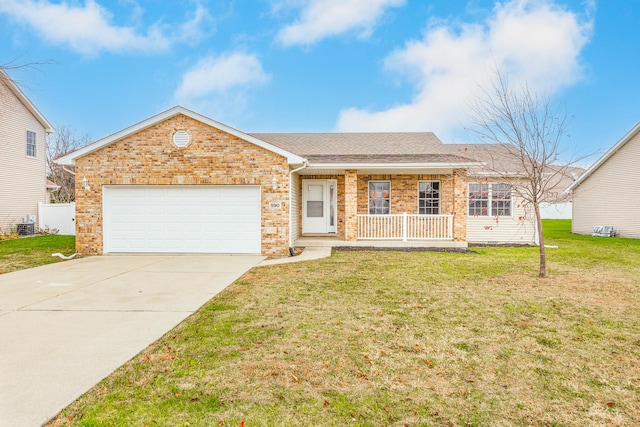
[468,183,489,216]
[26,131,37,158]
[468,183,511,216]
[491,183,512,216]
[369,181,390,214]
[418,181,440,214]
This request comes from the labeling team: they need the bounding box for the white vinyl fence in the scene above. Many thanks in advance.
[38,202,76,235]
[539,202,573,219]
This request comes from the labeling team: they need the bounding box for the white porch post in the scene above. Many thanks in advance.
[402,212,407,242]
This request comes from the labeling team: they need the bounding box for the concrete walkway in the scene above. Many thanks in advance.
[0,254,264,427]
[258,246,332,266]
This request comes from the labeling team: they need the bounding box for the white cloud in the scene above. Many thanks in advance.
[174,52,270,103]
[0,0,211,55]
[276,0,405,46]
[176,4,212,45]
[337,0,593,138]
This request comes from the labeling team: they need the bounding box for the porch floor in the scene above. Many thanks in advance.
[294,236,467,249]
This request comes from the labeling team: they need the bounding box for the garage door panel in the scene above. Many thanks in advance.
[104,186,261,254]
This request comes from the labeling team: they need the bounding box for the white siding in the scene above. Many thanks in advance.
[573,130,640,238]
[467,183,537,244]
[0,78,47,231]
[290,173,301,243]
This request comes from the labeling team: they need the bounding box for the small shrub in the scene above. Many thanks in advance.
[0,225,19,241]
[38,226,60,235]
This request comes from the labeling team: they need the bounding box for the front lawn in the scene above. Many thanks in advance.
[0,235,76,274]
[51,220,640,426]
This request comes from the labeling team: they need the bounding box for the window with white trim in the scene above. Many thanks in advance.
[491,183,512,216]
[26,131,37,158]
[369,181,390,214]
[418,181,440,214]
[468,183,511,216]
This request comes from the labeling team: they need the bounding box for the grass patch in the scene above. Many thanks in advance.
[0,235,76,274]
[50,221,640,426]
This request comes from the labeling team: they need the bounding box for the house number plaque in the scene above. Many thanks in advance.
[269,202,282,209]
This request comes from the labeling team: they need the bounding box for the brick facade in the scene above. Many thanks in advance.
[73,112,471,254]
[74,114,291,257]
[344,170,358,241]
[451,168,467,242]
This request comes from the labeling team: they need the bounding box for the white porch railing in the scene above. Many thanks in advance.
[357,213,453,241]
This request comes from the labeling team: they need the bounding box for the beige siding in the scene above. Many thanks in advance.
[0,78,47,231]
[290,172,301,243]
[466,181,537,244]
[573,131,640,238]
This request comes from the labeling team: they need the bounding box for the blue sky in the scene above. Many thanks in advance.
[1,0,639,164]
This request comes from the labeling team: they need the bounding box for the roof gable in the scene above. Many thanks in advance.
[0,69,54,134]
[567,122,640,192]
[56,106,305,166]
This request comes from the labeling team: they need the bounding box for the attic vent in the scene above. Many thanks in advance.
[172,130,191,148]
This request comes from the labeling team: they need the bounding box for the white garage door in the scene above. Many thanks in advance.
[103,186,261,254]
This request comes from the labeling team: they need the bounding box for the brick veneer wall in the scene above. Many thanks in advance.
[356,174,458,214]
[451,169,467,242]
[344,171,358,241]
[74,114,291,256]
[356,171,468,242]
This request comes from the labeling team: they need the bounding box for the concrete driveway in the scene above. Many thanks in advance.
[0,254,264,427]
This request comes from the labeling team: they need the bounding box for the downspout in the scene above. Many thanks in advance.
[288,159,309,256]
[62,166,76,176]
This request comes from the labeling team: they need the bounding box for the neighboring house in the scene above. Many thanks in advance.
[46,179,61,203]
[0,69,55,232]
[537,165,583,219]
[567,122,640,238]
[57,106,540,257]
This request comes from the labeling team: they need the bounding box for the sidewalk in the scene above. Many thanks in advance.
[258,246,332,266]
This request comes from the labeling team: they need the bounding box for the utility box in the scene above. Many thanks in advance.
[17,223,35,236]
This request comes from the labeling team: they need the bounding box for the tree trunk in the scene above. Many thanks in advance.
[534,202,546,278]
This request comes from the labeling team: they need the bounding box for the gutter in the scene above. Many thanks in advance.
[307,162,481,169]
[62,166,76,176]
[288,160,309,254]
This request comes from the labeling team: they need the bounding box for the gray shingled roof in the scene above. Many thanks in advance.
[437,143,584,194]
[249,133,582,186]
[306,153,476,164]
[249,132,444,156]
[436,144,525,174]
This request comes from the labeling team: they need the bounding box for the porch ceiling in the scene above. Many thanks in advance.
[297,166,460,175]
[296,154,480,175]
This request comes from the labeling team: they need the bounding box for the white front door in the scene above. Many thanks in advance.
[302,179,337,234]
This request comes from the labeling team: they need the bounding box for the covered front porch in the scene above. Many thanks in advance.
[293,165,470,248]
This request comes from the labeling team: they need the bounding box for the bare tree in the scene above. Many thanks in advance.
[47,126,90,203]
[468,72,577,278]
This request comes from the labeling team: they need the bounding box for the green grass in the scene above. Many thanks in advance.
[0,235,76,274]
[50,221,640,426]
[543,219,640,271]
